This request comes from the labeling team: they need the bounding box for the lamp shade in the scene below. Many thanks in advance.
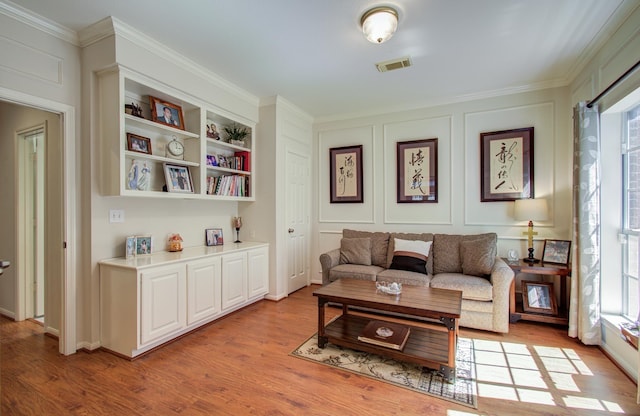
[514,198,548,221]
[360,6,398,44]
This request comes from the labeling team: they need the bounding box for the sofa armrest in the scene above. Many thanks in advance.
[489,257,515,333]
[319,248,341,285]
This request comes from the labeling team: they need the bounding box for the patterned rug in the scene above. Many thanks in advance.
[290,334,477,408]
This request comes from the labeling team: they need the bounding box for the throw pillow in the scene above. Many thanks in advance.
[339,238,372,266]
[389,238,432,274]
[385,232,434,271]
[460,237,497,277]
[343,229,390,268]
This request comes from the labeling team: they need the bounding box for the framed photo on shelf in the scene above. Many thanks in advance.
[205,228,224,246]
[125,236,136,259]
[396,138,438,203]
[206,154,218,167]
[135,235,152,255]
[149,96,185,130]
[126,133,152,155]
[522,280,557,315]
[542,239,572,266]
[163,163,194,193]
[329,145,363,203]
[480,127,534,202]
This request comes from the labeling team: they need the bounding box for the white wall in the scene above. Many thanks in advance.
[312,88,572,283]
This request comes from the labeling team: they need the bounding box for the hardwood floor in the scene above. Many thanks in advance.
[1,284,638,415]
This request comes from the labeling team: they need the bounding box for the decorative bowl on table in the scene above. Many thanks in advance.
[376,281,402,295]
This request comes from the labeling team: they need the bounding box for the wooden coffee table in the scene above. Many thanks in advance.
[313,279,462,382]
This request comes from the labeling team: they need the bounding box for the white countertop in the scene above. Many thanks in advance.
[99,241,268,270]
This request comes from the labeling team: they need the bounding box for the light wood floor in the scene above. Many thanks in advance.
[1,284,638,415]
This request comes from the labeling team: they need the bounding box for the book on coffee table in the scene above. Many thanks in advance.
[358,320,410,351]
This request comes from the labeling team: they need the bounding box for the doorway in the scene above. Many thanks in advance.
[17,126,46,322]
[0,88,76,355]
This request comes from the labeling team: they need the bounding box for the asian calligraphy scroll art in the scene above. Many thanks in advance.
[396,138,438,203]
[480,127,534,202]
[330,145,363,203]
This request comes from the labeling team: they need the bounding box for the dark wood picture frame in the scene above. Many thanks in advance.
[163,163,194,193]
[522,280,558,315]
[205,228,224,246]
[396,138,438,203]
[329,145,363,203]
[480,127,534,202]
[542,239,572,266]
[126,133,152,155]
[150,96,185,130]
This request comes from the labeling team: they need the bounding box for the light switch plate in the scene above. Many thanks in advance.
[109,209,125,223]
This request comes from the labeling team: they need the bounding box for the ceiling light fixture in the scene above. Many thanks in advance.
[360,6,398,44]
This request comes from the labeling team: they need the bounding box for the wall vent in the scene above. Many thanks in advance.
[376,56,412,72]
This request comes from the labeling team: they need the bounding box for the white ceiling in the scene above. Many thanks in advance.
[5,0,635,119]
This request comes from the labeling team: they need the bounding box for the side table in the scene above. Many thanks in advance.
[505,258,571,325]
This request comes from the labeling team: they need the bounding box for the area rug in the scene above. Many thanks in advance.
[290,334,477,409]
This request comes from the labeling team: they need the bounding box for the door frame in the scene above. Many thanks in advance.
[1,86,77,355]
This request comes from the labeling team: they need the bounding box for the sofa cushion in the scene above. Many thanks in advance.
[377,268,431,286]
[386,232,434,272]
[430,273,493,302]
[329,264,384,283]
[432,233,497,274]
[339,238,372,266]
[460,237,497,277]
[343,229,390,268]
[389,238,432,275]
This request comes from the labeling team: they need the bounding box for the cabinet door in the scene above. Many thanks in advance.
[140,265,186,345]
[248,246,269,299]
[221,252,247,311]
[187,256,221,325]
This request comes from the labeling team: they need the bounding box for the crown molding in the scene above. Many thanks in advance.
[0,0,78,45]
[77,16,114,48]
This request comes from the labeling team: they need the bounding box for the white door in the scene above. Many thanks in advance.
[286,143,310,294]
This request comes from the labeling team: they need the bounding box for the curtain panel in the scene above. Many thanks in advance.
[569,101,602,345]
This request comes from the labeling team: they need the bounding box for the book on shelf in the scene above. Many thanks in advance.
[357,320,410,351]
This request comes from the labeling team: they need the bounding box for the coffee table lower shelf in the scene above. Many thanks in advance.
[320,314,455,381]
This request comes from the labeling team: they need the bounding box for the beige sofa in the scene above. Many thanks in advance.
[319,229,514,333]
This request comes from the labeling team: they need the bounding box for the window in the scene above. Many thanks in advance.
[622,103,640,321]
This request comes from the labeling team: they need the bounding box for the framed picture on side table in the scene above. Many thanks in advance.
[396,138,438,203]
[480,127,534,202]
[522,281,558,315]
[541,239,571,266]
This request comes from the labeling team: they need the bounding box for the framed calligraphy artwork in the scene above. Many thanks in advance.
[396,138,438,203]
[480,127,534,202]
[329,145,363,203]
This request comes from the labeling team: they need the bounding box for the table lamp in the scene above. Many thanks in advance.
[514,198,548,263]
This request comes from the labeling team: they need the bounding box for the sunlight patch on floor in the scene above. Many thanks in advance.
[473,339,624,413]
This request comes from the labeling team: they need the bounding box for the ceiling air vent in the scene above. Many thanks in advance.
[376,56,412,72]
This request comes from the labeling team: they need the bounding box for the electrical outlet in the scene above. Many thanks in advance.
[109,209,125,223]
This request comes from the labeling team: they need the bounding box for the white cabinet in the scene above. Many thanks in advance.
[97,67,255,200]
[221,251,247,311]
[186,256,221,326]
[140,265,186,345]
[100,243,268,358]
[248,246,269,299]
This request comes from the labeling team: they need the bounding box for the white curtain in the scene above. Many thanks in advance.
[569,101,601,345]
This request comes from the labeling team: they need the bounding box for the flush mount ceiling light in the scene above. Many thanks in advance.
[360,6,399,44]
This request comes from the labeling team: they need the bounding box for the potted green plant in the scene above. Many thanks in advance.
[223,123,249,146]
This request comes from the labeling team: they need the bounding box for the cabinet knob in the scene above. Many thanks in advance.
[288,228,294,233]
